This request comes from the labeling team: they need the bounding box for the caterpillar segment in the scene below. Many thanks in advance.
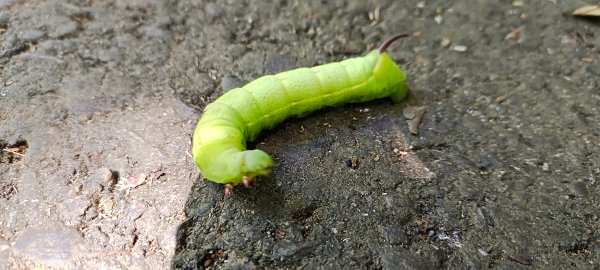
[192,34,409,196]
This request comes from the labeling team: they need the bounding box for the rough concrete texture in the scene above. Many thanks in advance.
[0,0,598,269]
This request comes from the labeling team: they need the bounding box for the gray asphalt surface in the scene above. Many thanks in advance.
[0,0,598,269]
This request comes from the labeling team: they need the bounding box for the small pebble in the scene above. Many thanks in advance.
[440,38,451,48]
[542,162,549,171]
[452,45,468,52]
[512,0,524,7]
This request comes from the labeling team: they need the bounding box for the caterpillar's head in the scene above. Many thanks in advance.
[242,149,274,177]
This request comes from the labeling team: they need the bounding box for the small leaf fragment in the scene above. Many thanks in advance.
[573,5,600,16]
[404,106,426,135]
[116,172,148,190]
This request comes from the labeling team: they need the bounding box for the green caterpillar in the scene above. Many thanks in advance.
[192,34,409,195]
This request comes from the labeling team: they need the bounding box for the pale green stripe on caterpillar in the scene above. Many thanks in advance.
[192,34,409,195]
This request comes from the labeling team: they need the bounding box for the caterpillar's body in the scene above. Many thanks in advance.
[192,34,409,195]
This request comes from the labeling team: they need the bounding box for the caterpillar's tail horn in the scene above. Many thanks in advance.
[378,33,409,53]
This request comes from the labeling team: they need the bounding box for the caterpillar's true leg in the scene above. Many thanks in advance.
[242,175,254,188]
[224,183,234,197]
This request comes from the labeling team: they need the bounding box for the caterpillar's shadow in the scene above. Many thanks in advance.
[173,93,439,269]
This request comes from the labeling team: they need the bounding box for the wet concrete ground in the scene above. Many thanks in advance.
[1,0,599,269]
